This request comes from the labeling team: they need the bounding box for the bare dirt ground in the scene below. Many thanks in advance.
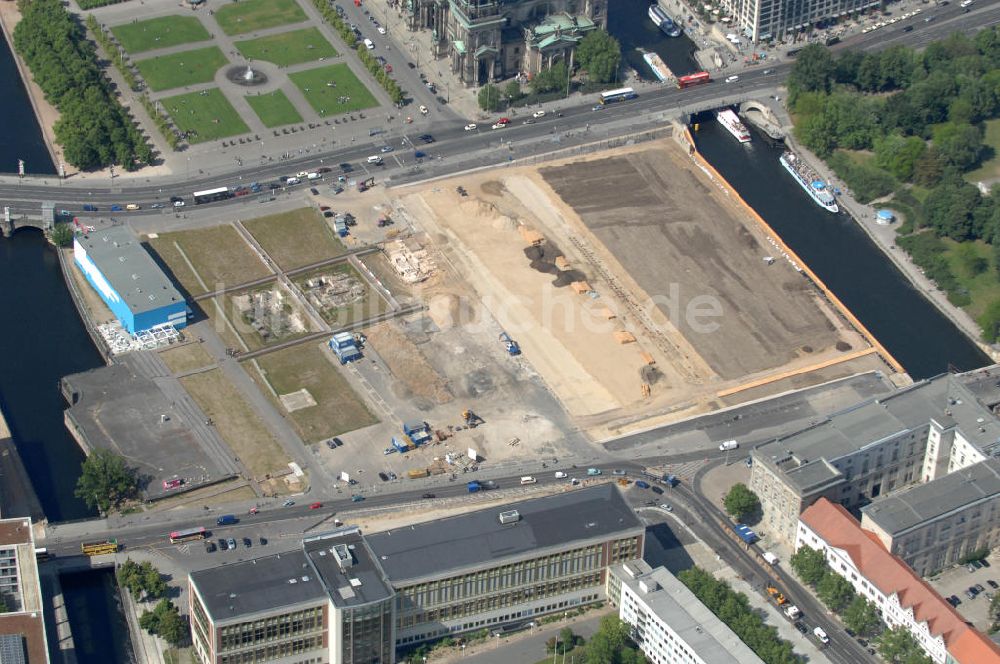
[365,321,453,406]
[391,138,890,435]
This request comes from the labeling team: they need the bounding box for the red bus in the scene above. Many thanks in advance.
[677,72,711,89]
[169,527,207,544]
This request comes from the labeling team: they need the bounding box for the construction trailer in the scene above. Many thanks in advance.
[329,331,362,364]
[403,421,432,446]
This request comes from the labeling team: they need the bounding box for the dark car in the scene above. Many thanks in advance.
[269,183,281,190]
[243,537,252,548]
[407,61,416,68]
[988,580,998,589]
[966,588,977,599]
[204,541,216,553]
[419,134,435,143]
[651,486,664,495]
[326,438,337,449]
[340,163,353,173]
[794,622,808,634]
[422,493,436,499]
[634,480,650,489]
[378,472,389,481]
[332,437,343,447]
[975,583,986,593]
[82,204,98,212]
[981,559,991,568]
[310,187,320,195]
[110,204,122,211]
[218,538,228,550]
[351,494,364,502]
[948,595,962,606]
[259,537,268,546]
[324,210,334,218]
[902,24,913,32]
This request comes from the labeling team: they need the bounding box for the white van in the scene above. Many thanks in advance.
[307,172,321,180]
[813,627,829,644]
[554,471,567,479]
[366,155,383,165]
[520,476,537,485]
[286,177,301,185]
[719,440,739,451]
[762,552,778,565]
[960,0,973,7]
[364,38,375,50]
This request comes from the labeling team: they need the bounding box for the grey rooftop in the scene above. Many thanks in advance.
[191,550,326,622]
[862,458,1000,537]
[366,483,642,584]
[304,528,394,608]
[74,226,184,315]
[614,561,765,664]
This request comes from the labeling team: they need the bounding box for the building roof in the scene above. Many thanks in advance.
[614,561,765,664]
[366,484,642,584]
[74,226,185,315]
[862,458,1000,537]
[303,528,393,608]
[0,617,47,664]
[755,374,1000,493]
[0,519,33,546]
[190,551,327,622]
[800,498,1000,664]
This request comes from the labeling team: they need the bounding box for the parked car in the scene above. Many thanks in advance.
[378,472,389,481]
[310,187,320,195]
[218,538,228,550]
[660,504,673,512]
[987,579,998,589]
[975,583,986,593]
[226,538,237,550]
[243,537,252,548]
[948,595,961,606]
[634,480,650,489]
[205,541,216,553]
[259,537,267,546]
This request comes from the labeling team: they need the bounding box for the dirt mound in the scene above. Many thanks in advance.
[480,180,506,197]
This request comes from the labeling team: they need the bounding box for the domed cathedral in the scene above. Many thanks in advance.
[403,0,606,86]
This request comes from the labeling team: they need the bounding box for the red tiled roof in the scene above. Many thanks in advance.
[800,498,1000,664]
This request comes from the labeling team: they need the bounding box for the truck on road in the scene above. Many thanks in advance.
[216,514,238,526]
[732,522,758,545]
[784,604,801,620]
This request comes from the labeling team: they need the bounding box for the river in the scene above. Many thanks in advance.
[0,30,55,175]
[608,0,701,80]
[692,118,991,378]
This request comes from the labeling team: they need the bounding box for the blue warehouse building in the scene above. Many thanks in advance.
[73,226,187,334]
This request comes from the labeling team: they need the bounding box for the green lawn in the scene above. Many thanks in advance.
[941,238,1000,320]
[966,118,1000,183]
[235,28,337,67]
[162,89,250,143]
[135,46,228,91]
[111,16,211,54]
[245,91,303,127]
[243,208,345,270]
[214,0,308,36]
[289,64,378,116]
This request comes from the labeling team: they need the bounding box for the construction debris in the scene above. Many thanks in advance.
[384,238,435,284]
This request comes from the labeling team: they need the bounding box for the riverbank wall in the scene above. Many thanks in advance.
[56,247,113,366]
[0,3,63,173]
[679,126,910,381]
[40,569,79,664]
[0,406,46,522]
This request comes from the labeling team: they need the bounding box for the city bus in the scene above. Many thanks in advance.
[599,87,638,104]
[169,527,207,544]
[80,539,120,556]
[677,71,711,89]
[192,187,233,205]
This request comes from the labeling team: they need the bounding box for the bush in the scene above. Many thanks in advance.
[896,232,970,307]
[826,152,896,204]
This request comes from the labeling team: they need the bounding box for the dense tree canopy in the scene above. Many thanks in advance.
[576,29,621,84]
[789,545,828,586]
[14,0,151,170]
[722,483,760,521]
[74,448,139,513]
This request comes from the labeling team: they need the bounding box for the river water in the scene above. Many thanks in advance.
[608,0,700,80]
[0,31,55,175]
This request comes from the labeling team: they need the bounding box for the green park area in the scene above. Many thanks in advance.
[235,27,337,67]
[243,208,345,270]
[111,16,212,54]
[253,343,377,443]
[966,119,1000,183]
[214,0,308,36]
[289,64,378,116]
[135,46,228,91]
[245,91,303,128]
[162,88,250,143]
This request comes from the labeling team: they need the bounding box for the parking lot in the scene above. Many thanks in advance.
[929,552,999,630]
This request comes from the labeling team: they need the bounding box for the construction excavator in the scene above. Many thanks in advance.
[462,409,484,428]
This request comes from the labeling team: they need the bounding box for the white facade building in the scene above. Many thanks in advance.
[718,0,880,43]
[796,498,1000,664]
[607,561,765,664]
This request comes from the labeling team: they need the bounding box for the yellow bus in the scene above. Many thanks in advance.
[80,539,119,556]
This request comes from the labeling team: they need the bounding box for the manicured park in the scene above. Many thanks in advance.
[135,46,229,91]
[289,64,378,116]
[235,27,337,67]
[162,88,250,143]
[245,91,303,128]
[214,0,308,36]
[110,16,212,54]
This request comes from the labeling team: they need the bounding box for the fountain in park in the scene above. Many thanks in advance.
[226,59,268,87]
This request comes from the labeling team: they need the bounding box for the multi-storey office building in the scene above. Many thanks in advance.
[718,0,880,43]
[751,374,1000,545]
[0,518,50,664]
[861,458,1000,576]
[607,560,765,664]
[797,498,1000,664]
[189,484,643,663]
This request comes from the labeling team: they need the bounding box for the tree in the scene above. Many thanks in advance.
[50,223,74,247]
[74,448,139,513]
[139,599,187,647]
[990,592,1000,623]
[722,483,760,522]
[932,122,984,171]
[817,572,855,612]
[532,61,569,94]
[576,29,621,84]
[789,546,828,586]
[877,626,933,664]
[503,80,523,105]
[478,83,501,112]
[788,44,835,101]
[978,297,1000,342]
[582,616,637,664]
[843,596,882,637]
